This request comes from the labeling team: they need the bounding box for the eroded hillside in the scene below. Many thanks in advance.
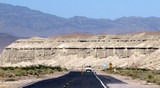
[0,33,160,70]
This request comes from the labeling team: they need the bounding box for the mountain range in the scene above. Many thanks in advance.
[0,3,160,37]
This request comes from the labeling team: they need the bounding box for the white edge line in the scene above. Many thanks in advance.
[94,72,107,88]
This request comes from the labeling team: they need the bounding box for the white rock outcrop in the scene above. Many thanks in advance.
[0,33,160,70]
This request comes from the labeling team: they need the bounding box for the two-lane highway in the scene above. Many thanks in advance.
[67,72,106,88]
[21,71,160,88]
[22,72,106,88]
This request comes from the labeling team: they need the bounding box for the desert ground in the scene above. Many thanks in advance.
[0,72,66,88]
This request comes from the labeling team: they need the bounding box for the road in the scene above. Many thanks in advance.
[21,71,106,88]
[21,71,160,88]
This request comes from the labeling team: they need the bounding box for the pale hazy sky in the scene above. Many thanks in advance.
[0,0,160,19]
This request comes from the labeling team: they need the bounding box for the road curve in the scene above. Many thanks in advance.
[21,71,106,88]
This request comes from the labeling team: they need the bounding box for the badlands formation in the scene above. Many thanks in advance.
[0,33,160,70]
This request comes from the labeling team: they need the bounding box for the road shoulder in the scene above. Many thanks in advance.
[97,71,160,88]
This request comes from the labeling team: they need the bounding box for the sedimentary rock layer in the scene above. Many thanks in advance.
[0,33,160,69]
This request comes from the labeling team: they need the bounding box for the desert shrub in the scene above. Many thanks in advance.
[27,69,36,75]
[0,65,65,79]
[14,68,27,76]
[4,72,15,78]
[0,67,15,70]
[103,67,160,85]
[63,68,68,71]
[0,69,5,77]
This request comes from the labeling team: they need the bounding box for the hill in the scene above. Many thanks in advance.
[0,3,160,37]
[1,32,160,70]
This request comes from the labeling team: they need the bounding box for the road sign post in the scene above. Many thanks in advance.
[109,63,112,69]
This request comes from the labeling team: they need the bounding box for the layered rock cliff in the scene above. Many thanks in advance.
[0,33,160,70]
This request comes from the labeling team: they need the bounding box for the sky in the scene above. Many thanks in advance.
[0,0,160,19]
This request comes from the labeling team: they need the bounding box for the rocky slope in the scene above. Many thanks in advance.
[0,33,160,70]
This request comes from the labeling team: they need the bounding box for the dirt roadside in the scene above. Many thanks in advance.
[97,71,160,88]
[0,72,67,88]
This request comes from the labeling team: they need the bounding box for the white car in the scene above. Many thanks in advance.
[85,65,92,72]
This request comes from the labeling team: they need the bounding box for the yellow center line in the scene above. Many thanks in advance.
[63,72,83,88]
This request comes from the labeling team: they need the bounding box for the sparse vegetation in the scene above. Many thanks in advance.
[103,67,160,85]
[0,65,67,79]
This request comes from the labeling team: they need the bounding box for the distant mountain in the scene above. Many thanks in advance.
[0,33,20,52]
[0,3,160,37]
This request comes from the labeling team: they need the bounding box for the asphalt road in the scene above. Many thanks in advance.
[21,71,106,88]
